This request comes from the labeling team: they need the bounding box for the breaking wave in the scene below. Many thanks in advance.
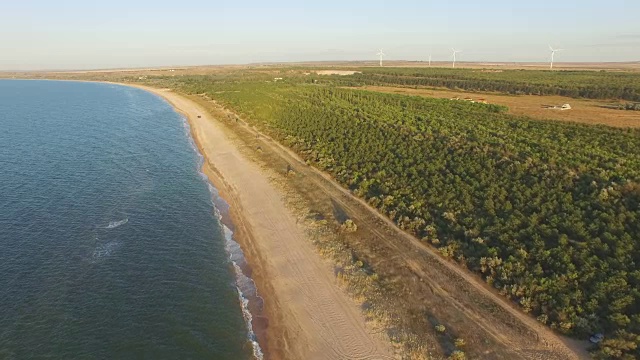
[181,110,263,359]
[91,240,121,261]
[105,218,128,229]
[223,224,264,360]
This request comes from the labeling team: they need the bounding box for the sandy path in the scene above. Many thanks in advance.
[132,85,393,360]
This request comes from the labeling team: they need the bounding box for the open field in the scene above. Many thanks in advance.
[335,68,640,102]
[281,61,640,72]
[315,70,362,76]
[2,60,639,79]
[353,85,640,128]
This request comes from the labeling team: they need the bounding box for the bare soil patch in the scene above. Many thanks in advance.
[356,85,640,128]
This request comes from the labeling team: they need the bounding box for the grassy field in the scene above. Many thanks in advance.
[352,85,640,128]
[326,67,640,102]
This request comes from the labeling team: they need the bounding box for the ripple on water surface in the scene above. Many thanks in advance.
[0,80,256,359]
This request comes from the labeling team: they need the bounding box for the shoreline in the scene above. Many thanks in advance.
[7,78,589,359]
[148,84,276,359]
[125,84,394,359]
[141,84,586,360]
[183,112,267,359]
[160,87,272,359]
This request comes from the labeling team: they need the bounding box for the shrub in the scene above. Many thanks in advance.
[340,219,358,232]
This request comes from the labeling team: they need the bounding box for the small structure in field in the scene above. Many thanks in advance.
[450,97,489,104]
[273,77,283,81]
[542,103,572,110]
[315,70,362,76]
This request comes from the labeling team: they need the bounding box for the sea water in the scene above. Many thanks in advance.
[0,80,257,359]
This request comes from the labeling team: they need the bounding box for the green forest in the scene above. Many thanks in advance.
[333,68,640,101]
[144,74,640,359]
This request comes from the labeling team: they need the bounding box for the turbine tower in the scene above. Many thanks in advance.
[428,54,432,67]
[451,48,462,68]
[377,48,386,67]
[549,45,564,70]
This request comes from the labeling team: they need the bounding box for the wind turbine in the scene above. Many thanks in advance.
[377,48,386,67]
[549,45,563,70]
[428,54,432,67]
[451,48,462,68]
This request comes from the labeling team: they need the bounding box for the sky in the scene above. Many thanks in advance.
[1,0,639,70]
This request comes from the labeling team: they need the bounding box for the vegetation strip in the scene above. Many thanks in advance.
[143,73,640,359]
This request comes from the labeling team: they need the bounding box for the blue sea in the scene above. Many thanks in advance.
[0,80,259,359]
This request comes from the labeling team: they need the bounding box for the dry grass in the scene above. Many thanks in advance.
[354,85,640,128]
[3,60,638,81]
[315,70,362,76]
[359,61,640,72]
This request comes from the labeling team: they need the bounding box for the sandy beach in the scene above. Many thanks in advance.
[129,85,393,360]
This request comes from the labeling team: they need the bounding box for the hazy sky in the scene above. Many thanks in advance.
[2,0,639,70]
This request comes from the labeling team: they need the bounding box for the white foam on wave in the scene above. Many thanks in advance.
[105,218,128,229]
[180,115,203,163]
[222,223,264,360]
[91,240,121,261]
[181,115,213,186]
[183,116,263,359]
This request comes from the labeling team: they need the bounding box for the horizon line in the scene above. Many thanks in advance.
[2,59,639,73]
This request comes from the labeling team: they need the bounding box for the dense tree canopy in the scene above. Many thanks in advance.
[334,68,640,101]
[147,74,640,358]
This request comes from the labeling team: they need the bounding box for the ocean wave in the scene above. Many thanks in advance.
[181,115,206,170]
[184,113,263,360]
[91,240,121,261]
[104,218,128,229]
[225,225,264,360]
[234,285,264,360]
